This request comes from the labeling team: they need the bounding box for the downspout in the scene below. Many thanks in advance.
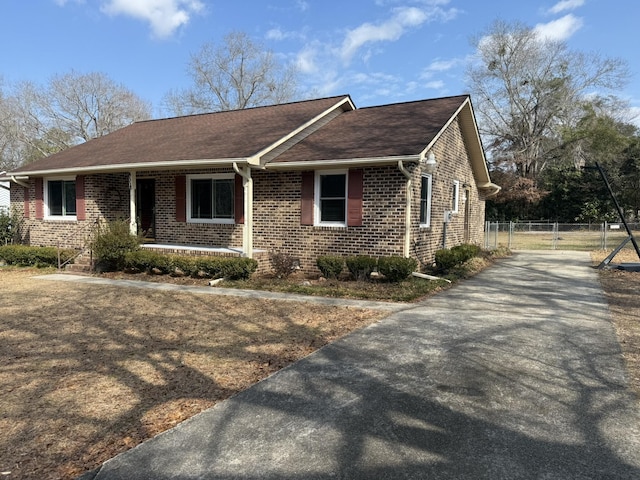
[11,176,29,188]
[233,162,253,259]
[129,171,137,235]
[397,160,412,258]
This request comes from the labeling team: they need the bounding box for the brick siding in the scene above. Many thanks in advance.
[9,117,486,273]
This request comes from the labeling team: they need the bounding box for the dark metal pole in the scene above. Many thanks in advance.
[594,162,640,267]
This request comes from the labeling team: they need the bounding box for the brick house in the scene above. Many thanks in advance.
[3,94,499,272]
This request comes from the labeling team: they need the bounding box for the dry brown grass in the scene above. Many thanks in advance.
[0,268,385,479]
[1,249,638,479]
[592,250,640,397]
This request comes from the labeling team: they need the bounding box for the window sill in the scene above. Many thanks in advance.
[44,216,77,222]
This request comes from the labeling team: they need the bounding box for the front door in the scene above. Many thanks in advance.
[136,179,155,240]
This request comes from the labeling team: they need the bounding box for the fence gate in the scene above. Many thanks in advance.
[484,222,640,251]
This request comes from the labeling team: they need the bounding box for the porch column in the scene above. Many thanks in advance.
[129,171,137,235]
[233,163,253,258]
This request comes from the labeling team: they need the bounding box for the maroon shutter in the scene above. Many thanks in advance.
[300,171,314,225]
[23,186,30,219]
[35,178,44,220]
[75,175,86,221]
[347,169,363,226]
[234,174,244,224]
[175,175,186,222]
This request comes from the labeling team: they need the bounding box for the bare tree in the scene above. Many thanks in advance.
[467,20,629,179]
[0,71,151,167]
[163,31,299,115]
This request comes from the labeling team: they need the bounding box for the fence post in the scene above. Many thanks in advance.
[602,221,607,250]
[484,221,489,249]
[552,222,558,250]
[508,221,513,249]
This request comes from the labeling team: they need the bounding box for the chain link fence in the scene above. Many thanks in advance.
[484,221,640,251]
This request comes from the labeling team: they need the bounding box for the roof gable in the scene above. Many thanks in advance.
[269,95,471,164]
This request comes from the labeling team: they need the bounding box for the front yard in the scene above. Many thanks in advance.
[0,269,385,479]
[1,249,638,479]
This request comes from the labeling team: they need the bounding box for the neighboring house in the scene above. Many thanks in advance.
[0,176,9,213]
[2,94,499,272]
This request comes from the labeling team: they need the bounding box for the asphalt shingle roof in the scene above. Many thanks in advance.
[10,94,472,174]
[272,95,469,163]
[13,95,350,173]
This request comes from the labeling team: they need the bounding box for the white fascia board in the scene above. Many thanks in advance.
[249,97,355,165]
[7,158,250,177]
[418,97,470,160]
[265,155,421,170]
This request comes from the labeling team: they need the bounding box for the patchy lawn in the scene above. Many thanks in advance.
[1,248,637,479]
[0,268,385,479]
[592,250,640,397]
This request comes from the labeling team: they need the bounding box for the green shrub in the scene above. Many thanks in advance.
[169,255,197,276]
[0,208,21,245]
[451,243,482,260]
[316,255,344,279]
[269,252,299,278]
[434,248,461,272]
[377,256,418,282]
[435,243,482,272]
[0,244,74,267]
[124,249,169,273]
[196,256,258,280]
[345,255,377,281]
[91,220,140,271]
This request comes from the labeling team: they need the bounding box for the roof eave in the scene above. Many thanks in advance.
[266,155,420,170]
[6,158,251,177]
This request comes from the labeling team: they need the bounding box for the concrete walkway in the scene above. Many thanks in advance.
[79,251,640,479]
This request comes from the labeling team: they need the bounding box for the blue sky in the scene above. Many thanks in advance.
[1,0,639,121]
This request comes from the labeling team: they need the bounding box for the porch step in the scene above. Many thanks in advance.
[65,251,93,273]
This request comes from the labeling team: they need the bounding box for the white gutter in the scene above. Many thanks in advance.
[11,175,29,188]
[478,182,501,197]
[233,162,253,259]
[397,160,412,258]
[267,155,421,170]
[9,157,249,177]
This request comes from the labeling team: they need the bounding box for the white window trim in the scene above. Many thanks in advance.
[314,169,348,227]
[419,174,432,228]
[44,176,77,221]
[186,173,235,224]
[452,180,460,214]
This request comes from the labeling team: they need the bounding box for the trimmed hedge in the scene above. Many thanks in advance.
[123,250,257,280]
[378,256,418,282]
[316,255,344,279]
[0,244,75,267]
[345,255,377,281]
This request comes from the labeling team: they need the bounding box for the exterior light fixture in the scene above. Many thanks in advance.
[423,151,437,174]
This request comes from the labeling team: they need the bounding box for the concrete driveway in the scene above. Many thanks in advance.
[82,250,640,479]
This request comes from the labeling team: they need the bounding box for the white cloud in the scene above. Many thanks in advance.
[340,7,429,63]
[296,0,310,12]
[534,13,583,41]
[548,0,585,14]
[424,80,445,89]
[100,0,205,38]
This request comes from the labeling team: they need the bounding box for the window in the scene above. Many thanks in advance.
[451,180,460,214]
[187,174,234,223]
[420,174,432,227]
[45,178,76,219]
[315,171,347,225]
